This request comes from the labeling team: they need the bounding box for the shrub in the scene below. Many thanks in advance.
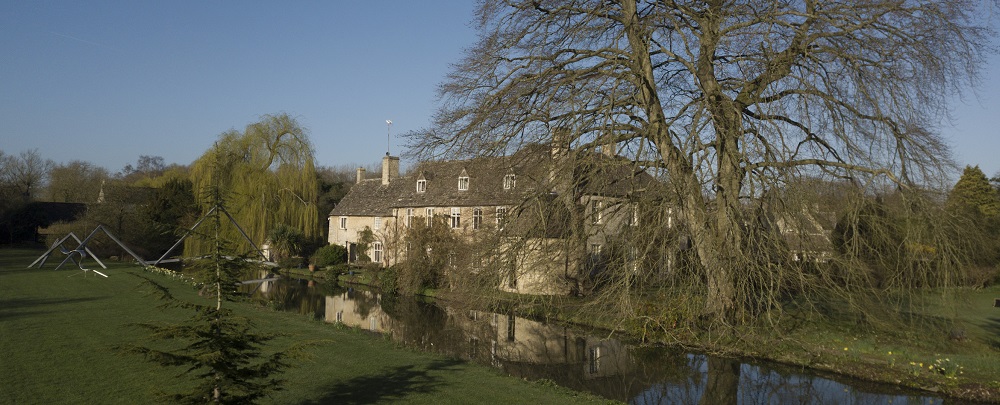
[277,256,304,269]
[268,224,305,260]
[326,263,350,274]
[395,218,459,294]
[378,265,399,295]
[312,244,348,267]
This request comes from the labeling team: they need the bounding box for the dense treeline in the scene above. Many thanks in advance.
[0,115,363,262]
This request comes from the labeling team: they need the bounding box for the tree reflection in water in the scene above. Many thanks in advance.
[251,279,945,405]
[700,357,739,405]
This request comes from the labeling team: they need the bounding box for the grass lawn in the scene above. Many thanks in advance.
[735,287,1000,402]
[0,249,610,404]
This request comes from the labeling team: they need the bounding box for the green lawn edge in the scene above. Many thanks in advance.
[0,249,614,405]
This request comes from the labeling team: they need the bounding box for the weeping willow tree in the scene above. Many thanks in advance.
[409,0,995,331]
[187,113,319,256]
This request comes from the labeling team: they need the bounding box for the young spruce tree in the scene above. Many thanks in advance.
[123,152,306,404]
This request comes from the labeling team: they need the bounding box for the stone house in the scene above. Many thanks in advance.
[328,142,660,295]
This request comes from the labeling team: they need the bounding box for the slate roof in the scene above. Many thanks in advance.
[574,154,660,198]
[774,208,835,254]
[328,179,402,217]
[329,144,661,217]
[393,152,546,209]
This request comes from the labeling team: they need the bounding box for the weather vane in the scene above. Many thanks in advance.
[386,119,393,156]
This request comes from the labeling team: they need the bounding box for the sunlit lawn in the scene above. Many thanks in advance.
[0,249,609,404]
[761,285,1000,399]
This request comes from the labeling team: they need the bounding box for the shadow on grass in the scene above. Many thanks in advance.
[0,265,111,278]
[300,358,464,404]
[984,316,1000,349]
[0,297,109,321]
[0,267,62,277]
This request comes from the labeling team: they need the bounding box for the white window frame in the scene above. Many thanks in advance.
[339,216,347,230]
[405,208,413,228]
[416,179,426,193]
[503,174,516,190]
[473,207,482,230]
[451,207,461,229]
[458,176,469,191]
[588,347,601,374]
[373,241,383,264]
[496,206,507,230]
[591,200,602,224]
[425,208,433,226]
[374,216,381,230]
[590,243,603,255]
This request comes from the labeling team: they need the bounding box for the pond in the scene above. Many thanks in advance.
[250,277,956,404]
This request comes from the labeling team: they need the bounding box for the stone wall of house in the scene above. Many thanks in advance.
[499,238,574,295]
[328,214,398,266]
[392,205,508,234]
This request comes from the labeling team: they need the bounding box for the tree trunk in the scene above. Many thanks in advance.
[693,4,746,320]
[624,0,742,320]
[699,357,740,405]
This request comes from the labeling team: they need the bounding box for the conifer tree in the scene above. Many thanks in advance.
[123,154,308,404]
[947,165,1000,270]
[949,165,1000,218]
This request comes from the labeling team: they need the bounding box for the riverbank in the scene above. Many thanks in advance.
[328,267,1000,403]
[532,289,1000,402]
[0,249,607,404]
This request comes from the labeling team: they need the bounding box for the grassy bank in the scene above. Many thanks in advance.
[0,249,609,404]
[502,290,1000,402]
[758,288,1000,402]
[260,265,1000,402]
[477,286,1000,403]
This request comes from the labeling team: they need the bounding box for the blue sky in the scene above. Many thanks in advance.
[2,1,998,179]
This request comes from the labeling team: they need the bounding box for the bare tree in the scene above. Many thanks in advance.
[3,149,54,199]
[121,155,167,182]
[409,1,996,325]
[46,160,110,203]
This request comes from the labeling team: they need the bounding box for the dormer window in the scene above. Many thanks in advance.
[416,179,426,193]
[503,174,516,190]
[458,168,470,191]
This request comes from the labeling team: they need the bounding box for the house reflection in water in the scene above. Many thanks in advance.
[321,289,657,400]
[324,290,392,333]
[255,281,945,404]
[459,310,633,380]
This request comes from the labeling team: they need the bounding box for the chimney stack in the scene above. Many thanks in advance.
[551,127,570,158]
[356,167,366,184]
[382,153,399,185]
[601,141,616,157]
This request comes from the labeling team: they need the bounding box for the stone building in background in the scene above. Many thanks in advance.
[329,139,661,295]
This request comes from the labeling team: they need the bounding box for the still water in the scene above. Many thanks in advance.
[251,277,956,404]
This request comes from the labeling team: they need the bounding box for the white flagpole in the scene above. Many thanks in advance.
[386,120,393,155]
